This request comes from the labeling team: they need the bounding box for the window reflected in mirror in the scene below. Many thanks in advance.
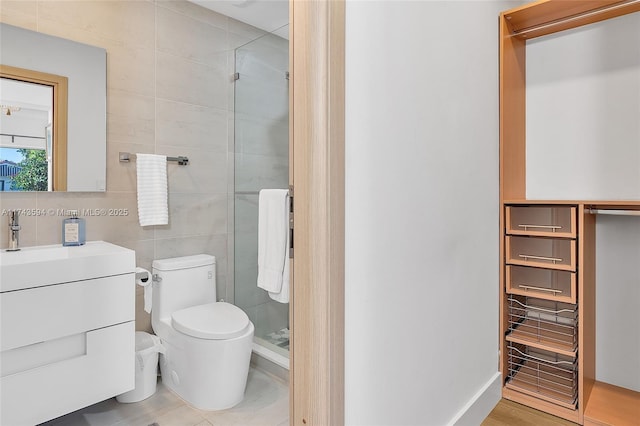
[0,148,48,191]
[0,66,68,191]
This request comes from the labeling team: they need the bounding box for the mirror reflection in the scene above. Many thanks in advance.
[0,23,106,192]
[0,69,67,191]
[0,78,52,191]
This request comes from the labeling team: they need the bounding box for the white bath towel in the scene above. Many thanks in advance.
[269,195,290,304]
[257,189,290,303]
[136,154,168,226]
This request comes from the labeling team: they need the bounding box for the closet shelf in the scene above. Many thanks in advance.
[506,320,577,358]
[503,199,640,209]
[502,0,640,40]
[584,381,640,426]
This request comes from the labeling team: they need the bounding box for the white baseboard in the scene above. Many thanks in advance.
[448,372,502,426]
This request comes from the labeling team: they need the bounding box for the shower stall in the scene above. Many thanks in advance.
[232,28,290,367]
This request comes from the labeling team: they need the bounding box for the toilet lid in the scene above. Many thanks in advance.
[172,302,251,340]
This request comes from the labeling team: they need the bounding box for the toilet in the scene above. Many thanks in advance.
[151,254,254,410]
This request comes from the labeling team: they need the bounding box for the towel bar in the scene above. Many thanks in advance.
[119,152,189,165]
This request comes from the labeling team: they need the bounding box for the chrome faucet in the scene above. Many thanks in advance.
[7,210,21,251]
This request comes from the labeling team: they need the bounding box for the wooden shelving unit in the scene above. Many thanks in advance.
[499,1,640,424]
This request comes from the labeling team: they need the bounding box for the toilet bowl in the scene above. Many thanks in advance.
[151,254,254,410]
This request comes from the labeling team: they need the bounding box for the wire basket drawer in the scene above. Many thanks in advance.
[506,343,578,410]
[506,296,578,356]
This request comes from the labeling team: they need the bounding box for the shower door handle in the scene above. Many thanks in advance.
[289,185,294,259]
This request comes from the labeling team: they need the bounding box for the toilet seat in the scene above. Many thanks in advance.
[172,302,250,340]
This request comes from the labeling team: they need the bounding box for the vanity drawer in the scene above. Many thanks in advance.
[506,265,576,304]
[506,206,576,238]
[0,274,134,352]
[506,236,576,271]
[1,321,134,426]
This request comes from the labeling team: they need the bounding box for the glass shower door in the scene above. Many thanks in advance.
[233,30,289,359]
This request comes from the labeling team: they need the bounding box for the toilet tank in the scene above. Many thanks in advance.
[151,254,216,320]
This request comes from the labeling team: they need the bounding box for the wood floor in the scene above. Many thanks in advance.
[482,399,578,426]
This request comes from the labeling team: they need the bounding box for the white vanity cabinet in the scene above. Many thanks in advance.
[0,241,136,426]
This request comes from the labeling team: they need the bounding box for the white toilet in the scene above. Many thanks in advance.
[151,254,254,410]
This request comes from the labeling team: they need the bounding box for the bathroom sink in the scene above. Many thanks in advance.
[0,241,135,292]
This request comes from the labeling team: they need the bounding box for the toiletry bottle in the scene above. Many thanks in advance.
[62,210,86,246]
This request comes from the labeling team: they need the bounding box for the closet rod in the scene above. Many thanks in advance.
[588,209,640,217]
[512,0,640,37]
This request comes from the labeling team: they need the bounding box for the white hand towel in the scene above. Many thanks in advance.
[136,154,168,226]
[257,189,289,299]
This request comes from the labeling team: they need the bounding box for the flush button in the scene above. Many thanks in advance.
[208,271,213,279]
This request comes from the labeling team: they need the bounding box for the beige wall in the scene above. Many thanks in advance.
[0,0,265,331]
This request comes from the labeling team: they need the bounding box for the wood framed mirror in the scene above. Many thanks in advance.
[1,22,106,192]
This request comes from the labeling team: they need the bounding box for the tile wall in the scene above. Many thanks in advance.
[0,0,266,332]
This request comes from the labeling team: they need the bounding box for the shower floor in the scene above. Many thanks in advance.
[264,328,290,350]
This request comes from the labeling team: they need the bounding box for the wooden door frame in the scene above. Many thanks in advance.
[290,0,345,424]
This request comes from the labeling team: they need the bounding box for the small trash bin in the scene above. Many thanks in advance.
[116,331,165,403]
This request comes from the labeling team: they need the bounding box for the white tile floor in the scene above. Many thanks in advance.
[40,367,289,426]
